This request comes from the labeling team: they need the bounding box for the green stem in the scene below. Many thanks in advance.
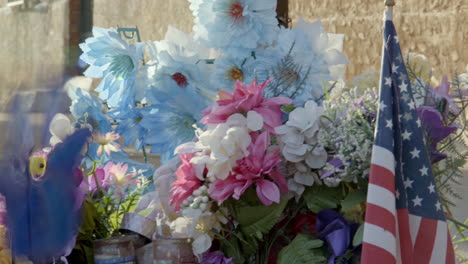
[264,200,304,264]
[142,144,148,163]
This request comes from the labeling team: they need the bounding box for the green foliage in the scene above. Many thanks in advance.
[277,234,326,264]
[340,189,366,213]
[352,224,364,247]
[232,197,288,237]
[303,185,345,213]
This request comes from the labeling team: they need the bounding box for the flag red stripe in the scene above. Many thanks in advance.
[369,164,395,194]
[397,209,413,263]
[446,231,455,264]
[413,218,437,264]
[361,242,397,264]
[365,203,396,236]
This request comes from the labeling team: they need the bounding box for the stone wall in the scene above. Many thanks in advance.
[93,0,467,81]
[93,0,193,43]
[290,0,468,79]
[0,0,69,107]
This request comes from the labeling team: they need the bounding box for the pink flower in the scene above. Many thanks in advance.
[104,162,139,198]
[170,153,204,211]
[201,80,292,133]
[209,132,288,206]
[93,132,120,156]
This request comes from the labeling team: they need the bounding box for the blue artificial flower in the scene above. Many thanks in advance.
[265,19,348,103]
[140,88,211,163]
[67,86,111,133]
[80,27,144,108]
[109,106,156,151]
[211,52,257,92]
[190,0,279,53]
[144,36,211,103]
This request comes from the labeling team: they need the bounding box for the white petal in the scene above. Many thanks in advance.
[226,113,247,127]
[282,149,304,163]
[284,144,309,156]
[274,125,290,135]
[295,162,308,172]
[192,233,212,255]
[49,113,72,145]
[246,110,263,131]
[304,148,328,168]
[294,171,314,186]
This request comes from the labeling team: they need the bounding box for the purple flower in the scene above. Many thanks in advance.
[201,251,234,264]
[316,209,360,264]
[417,106,459,163]
[428,76,459,115]
[320,158,345,179]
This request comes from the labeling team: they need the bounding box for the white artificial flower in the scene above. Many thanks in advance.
[190,0,278,52]
[266,19,347,102]
[276,100,328,199]
[144,26,214,102]
[192,233,212,255]
[49,113,75,146]
[187,117,252,181]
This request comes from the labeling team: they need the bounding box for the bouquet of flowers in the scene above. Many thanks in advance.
[46,112,153,262]
[66,0,468,263]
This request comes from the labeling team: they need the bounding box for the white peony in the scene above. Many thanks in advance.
[178,113,258,181]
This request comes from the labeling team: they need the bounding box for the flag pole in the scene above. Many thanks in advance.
[384,0,395,21]
[385,0,395,20]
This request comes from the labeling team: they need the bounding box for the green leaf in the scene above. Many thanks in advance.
[341,190,366,212]
[232,197,288,237]
[281,104,296,113]
[80,200,97,234]
[303,186,344,213]
[222,235,245,264]
[138,207,153,217]
[352,224,364,247]
[277,234,326,264]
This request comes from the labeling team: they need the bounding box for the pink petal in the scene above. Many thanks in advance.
[209,178,239,204]
[254,107,282,133]
[262,96,293,106]
[268,169,288,193]
[233,179,253,200]
[256,179,280,205]
[250,131,269,159]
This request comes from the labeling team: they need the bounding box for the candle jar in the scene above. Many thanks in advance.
[93,235,139,264]
[153,237,197,264]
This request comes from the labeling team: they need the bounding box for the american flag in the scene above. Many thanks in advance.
[361,8,455,264]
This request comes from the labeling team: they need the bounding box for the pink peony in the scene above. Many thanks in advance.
[209,132,288,206]
[201,80,292,133]
[170,153,204,211]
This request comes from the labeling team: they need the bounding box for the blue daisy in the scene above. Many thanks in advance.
[140,88,210,163]
[109,106,156,151]
[191,0,279,53]
[67,86,111,133]
[80,27,144,108]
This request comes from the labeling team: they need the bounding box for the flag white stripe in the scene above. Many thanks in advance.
[367,183,396,216]
[409,215,422,246]
[371,145,395,174]
[363,222,397,259]
[429,220,448,264]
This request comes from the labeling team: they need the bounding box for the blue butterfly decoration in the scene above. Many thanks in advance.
[0,91,91,263]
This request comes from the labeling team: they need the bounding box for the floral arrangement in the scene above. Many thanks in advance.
[46,113,153,262]
[61,0,468,263]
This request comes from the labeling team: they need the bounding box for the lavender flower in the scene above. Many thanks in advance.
[201,251,234,264]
